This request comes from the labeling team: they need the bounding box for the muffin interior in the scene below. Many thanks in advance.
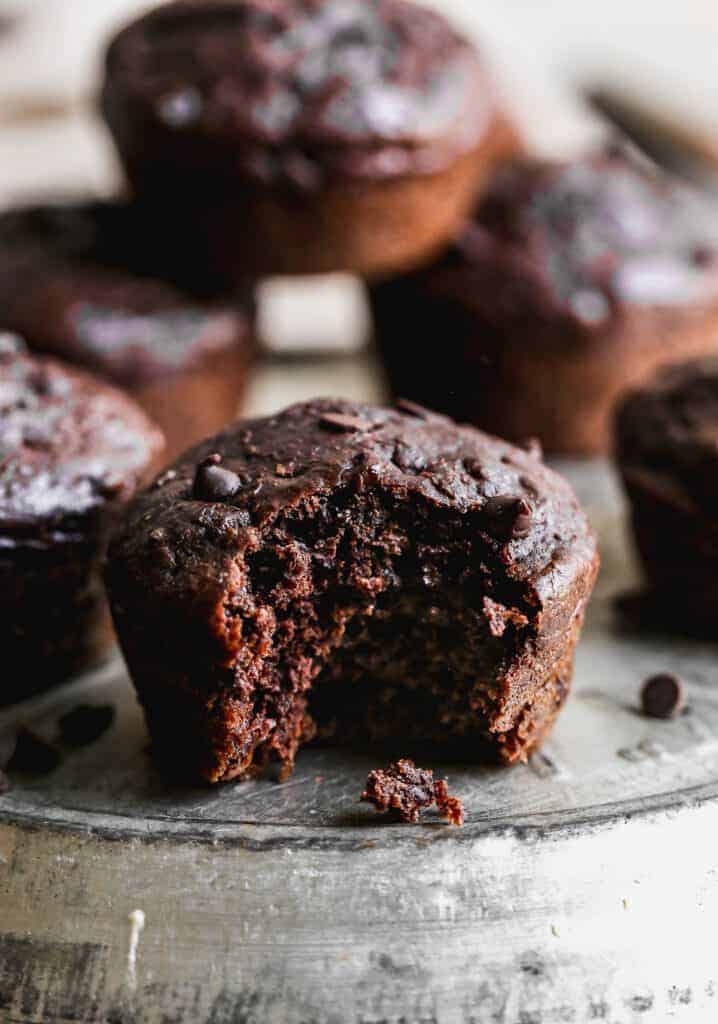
[195,483,560,780]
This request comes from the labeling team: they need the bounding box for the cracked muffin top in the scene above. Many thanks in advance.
[110,397,597,609]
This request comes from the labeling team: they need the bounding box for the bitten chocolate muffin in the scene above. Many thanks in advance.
[106,398,598,784]
[370,148,718,454]
[0,202,254,461]
[616,358,718,632]
[0,339,163,703]
[101,0,518,278]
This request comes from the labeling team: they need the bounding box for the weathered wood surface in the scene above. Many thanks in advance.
[1,460,718,1024]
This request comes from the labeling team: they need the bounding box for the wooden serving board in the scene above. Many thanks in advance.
[2,450,718,1024]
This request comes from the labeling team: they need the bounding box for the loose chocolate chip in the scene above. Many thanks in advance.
[59,705,115,748]
[640,673,685,719]
[483,496,533,538]
[194,463,241,502]
[319,412,371,433]
[395,398,435,420]
[8,727,61,774]
[0,729,17,770]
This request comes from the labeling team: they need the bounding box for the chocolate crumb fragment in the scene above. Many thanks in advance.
[641,673,685,719]
[482,596,529,638]
[318,412,371,433]
[59,704,115,747]
[360,758,464,825]
[8,727,61,775]
[433,779,466,826]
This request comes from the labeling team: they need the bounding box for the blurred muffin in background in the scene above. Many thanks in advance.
[0,338,163,702]
[100,0,519,279]
[0,201,255,461]
[370,146,718,455]
[615,358,718,634]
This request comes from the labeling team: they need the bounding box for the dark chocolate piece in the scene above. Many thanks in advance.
[640,674,685,719]
[193,463,242,502]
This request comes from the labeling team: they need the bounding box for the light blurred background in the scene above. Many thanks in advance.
[1,0,717,397]
[2,0,718,200]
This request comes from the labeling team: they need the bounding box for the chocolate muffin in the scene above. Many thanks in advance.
[0,339,163,703]
[616,358,718,632]
[106,398,598,784]
[0,202,254,461]
[370,148,718,454]
[100,0,518,278]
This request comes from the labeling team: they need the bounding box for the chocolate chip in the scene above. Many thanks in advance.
[193,463,241,502]
[59,705,115,748]
[319,412,372,433]
[640,673,685,719]
[395,398,436,420]
[8,727,61,774]
[483,496,533,538]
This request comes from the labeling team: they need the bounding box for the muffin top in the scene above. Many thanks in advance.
[0,340,164,537]
[616,358,718,509]
[424,147,718,335]
[102,0,493,186]
[0,203,251,389]
[111,397,597,612]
